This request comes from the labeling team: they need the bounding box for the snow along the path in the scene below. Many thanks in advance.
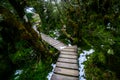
[47,49,94,80]
[47,64,56,80]
[79,49,94,80]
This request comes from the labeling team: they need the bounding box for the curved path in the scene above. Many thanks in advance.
[41,33,79,80]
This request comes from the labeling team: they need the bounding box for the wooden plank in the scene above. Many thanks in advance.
[58,58,77,64]
[48,39,58,44]
[52,42,60,46]
[53,44,65,48]
[59,54,77,59]
[54,43,65,47]
[42,38,58,45]
[55,46,66,50]
[51,73,79,80]
[60,51,77,55]
[41,33,67,50]
[61,48,77,52]
[56,62,78,70]
[65,46,77,49]
[54,67,79,77]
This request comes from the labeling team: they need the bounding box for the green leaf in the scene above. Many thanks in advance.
[98,52,106,64]
[107,49,114,55]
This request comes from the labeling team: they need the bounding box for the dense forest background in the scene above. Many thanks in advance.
[0,0,120,80]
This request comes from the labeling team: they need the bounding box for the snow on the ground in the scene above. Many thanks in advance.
[47,64,56,80]
[79,49,94,80]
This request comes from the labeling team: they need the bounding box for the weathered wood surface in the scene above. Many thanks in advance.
[56,62,78,70]
[41,33,67,50]
[51,74,79,80]
[58,58,78,64]
[40,33,79,80]
[61,48,77,52]
[59,54,77,59]
[51,46,79,80]
[61,51,77,55]
[54,67,79,77]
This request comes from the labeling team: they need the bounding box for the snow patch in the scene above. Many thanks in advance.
[47,63,56,80]
[79,49,94,80]
[14,70,23,80]
[32,25,39,34]
[60,46,67,49]
[68,44,72,46]
[25,7,34,13]
[47,48,95,80]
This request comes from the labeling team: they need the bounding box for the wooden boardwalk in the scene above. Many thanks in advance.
[41,33,67,50]
[41,33,79,80]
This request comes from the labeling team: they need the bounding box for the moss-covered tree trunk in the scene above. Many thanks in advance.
[0,5,50,59]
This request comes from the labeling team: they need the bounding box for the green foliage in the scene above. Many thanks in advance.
[98,52,106,64]
[107,49,114,55]
[1,0,120,80]
[9,47,33,64]
[9,41,31,62]
[7,40,54,80]
[14,61,52,80]
[84,51,117,80]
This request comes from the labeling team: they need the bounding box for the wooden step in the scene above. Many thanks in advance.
[59,54,77,59]
[51,73,79,80]
[41,33,67,50]
[56,62,78,70]
[65,46,77,49]
[61,48,77,52]
[60,51,77,55]
[58,58,77,64]
[54,67,79,77]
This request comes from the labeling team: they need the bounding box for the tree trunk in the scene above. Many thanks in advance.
[0,6,50,59]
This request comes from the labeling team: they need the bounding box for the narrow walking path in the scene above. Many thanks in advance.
[41,33,79,80]
[41,33,67,50]
[51,46,79,80]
